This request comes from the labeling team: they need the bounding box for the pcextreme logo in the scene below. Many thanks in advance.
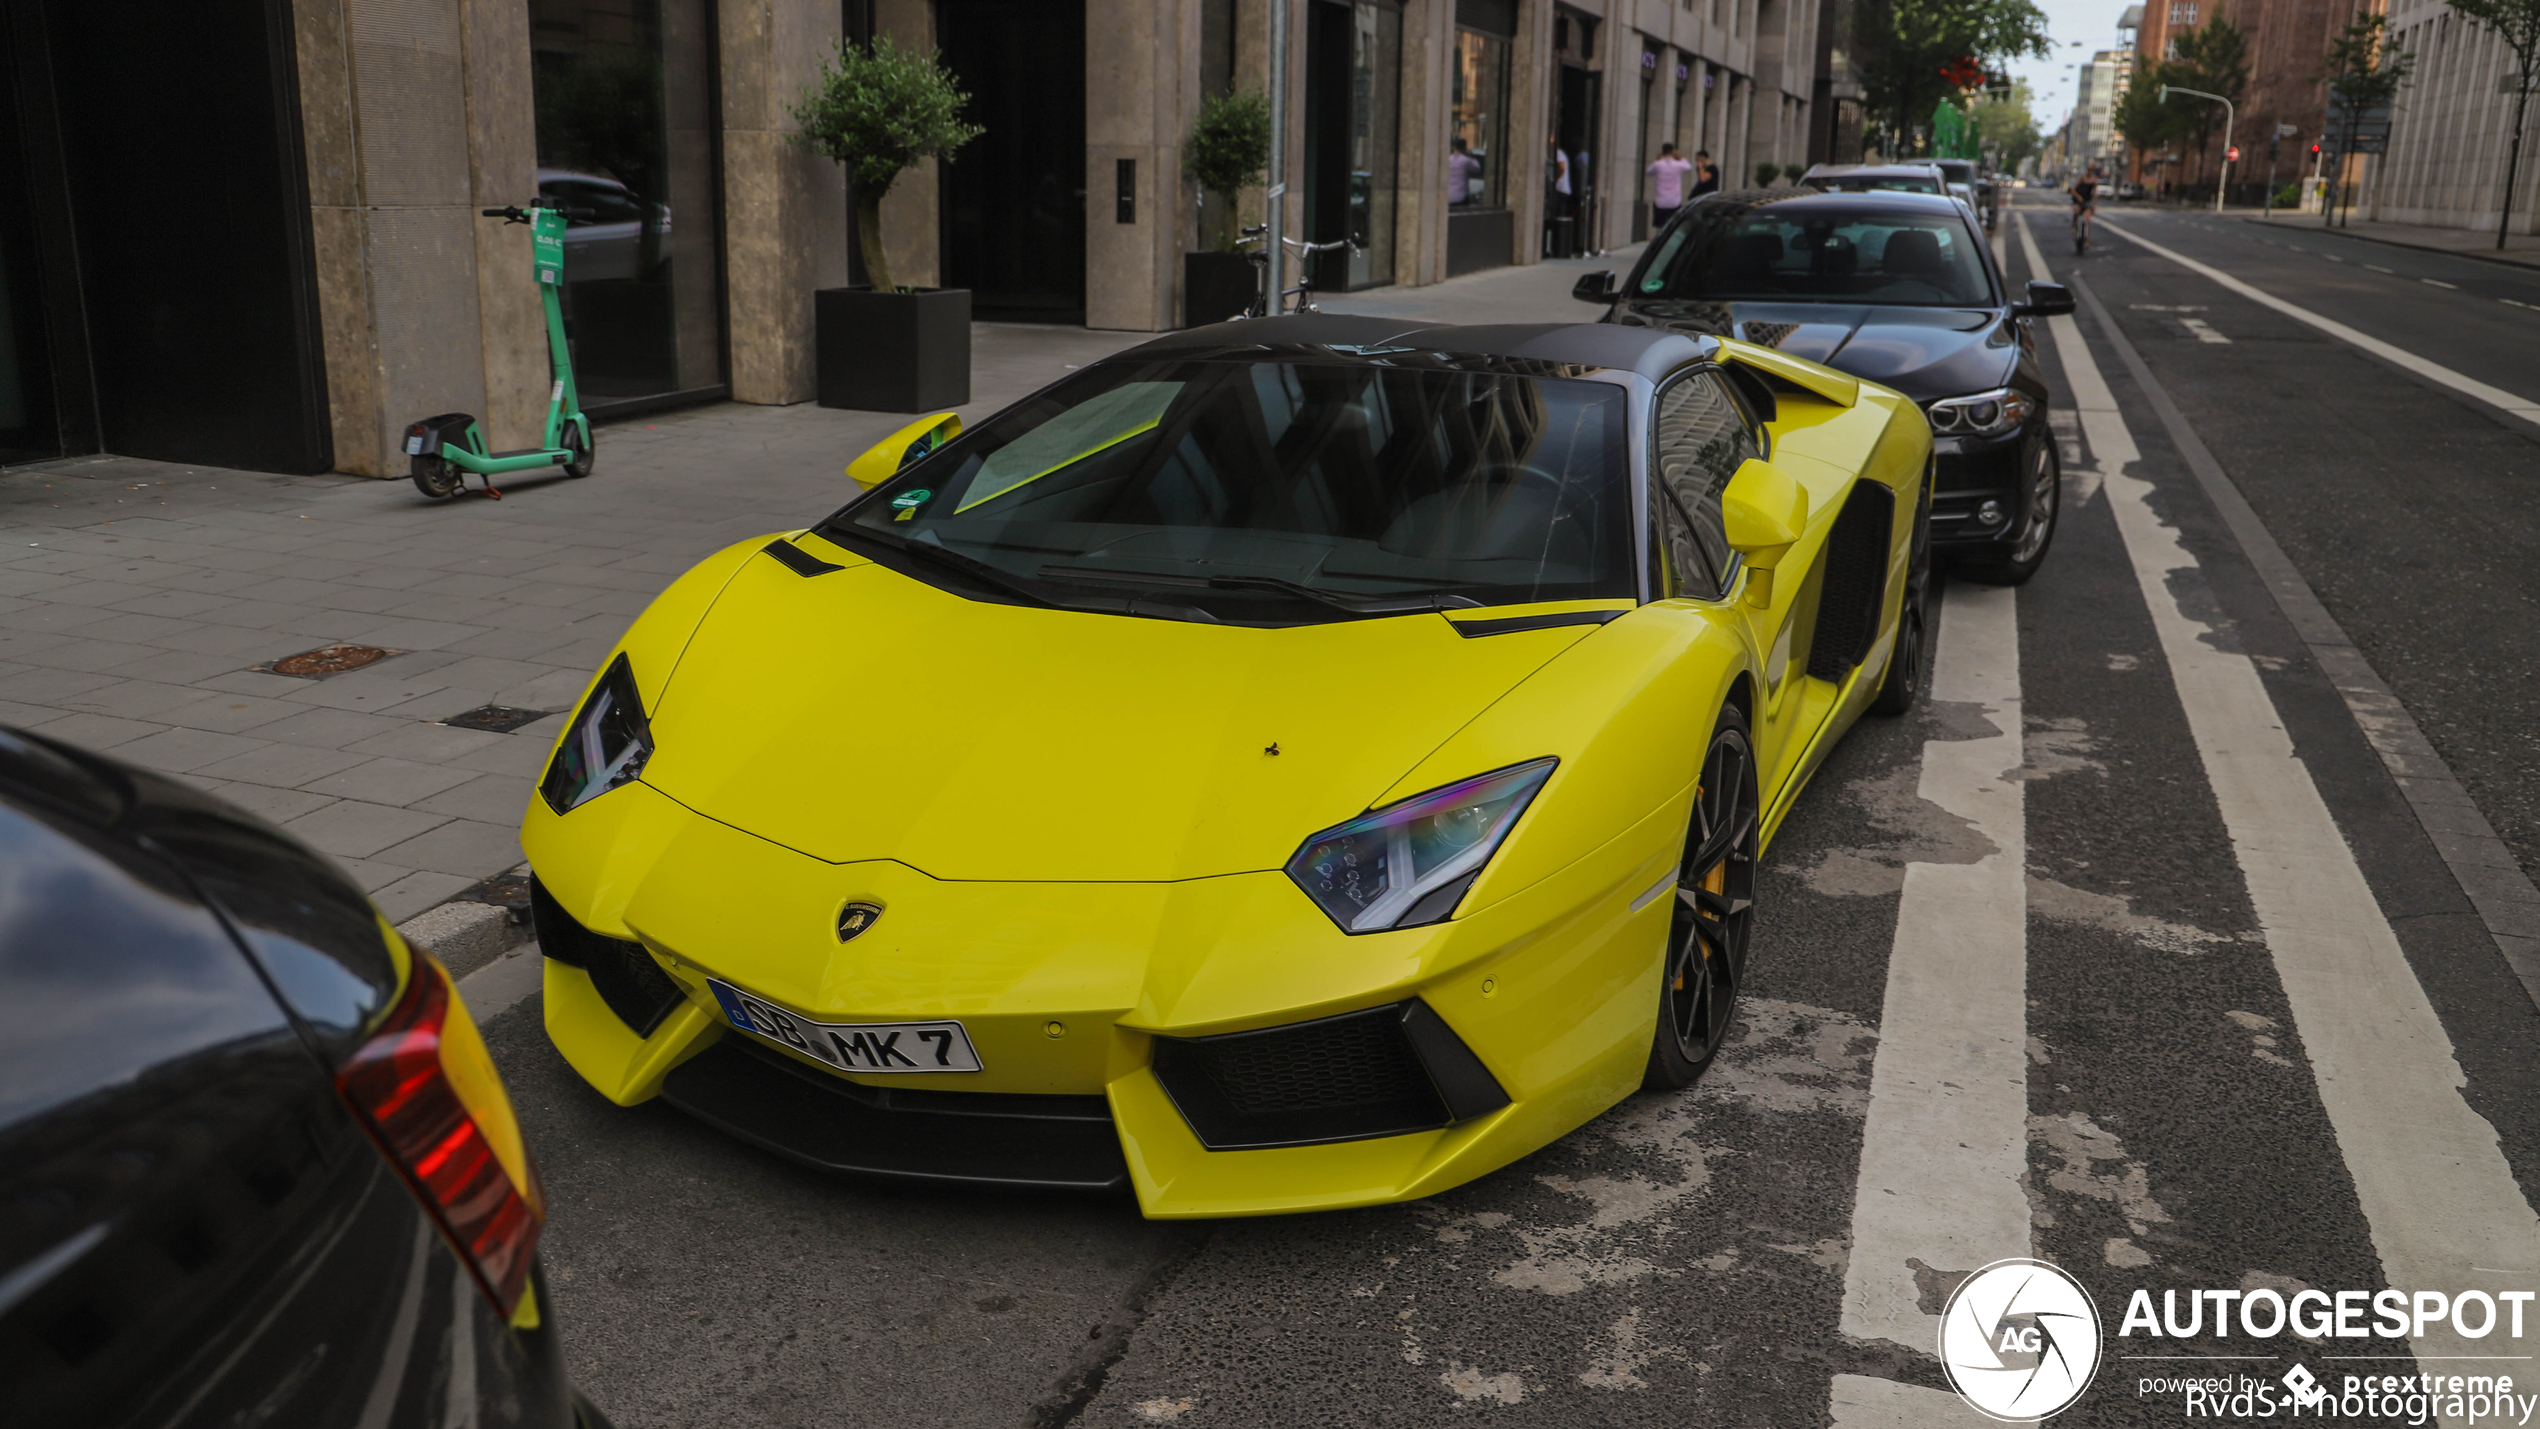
[1939,1258,2105,1420]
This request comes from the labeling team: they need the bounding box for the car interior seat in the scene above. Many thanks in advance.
[1880,229,1946,280]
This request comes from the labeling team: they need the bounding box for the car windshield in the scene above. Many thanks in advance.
[1633,202,1995,307]
[823,358,1635,623]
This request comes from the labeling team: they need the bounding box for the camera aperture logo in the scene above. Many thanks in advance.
[1940,1258,2105,1420]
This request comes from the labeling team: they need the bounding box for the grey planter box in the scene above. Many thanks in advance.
[1183,251,1256,327]
[816,286,971,412]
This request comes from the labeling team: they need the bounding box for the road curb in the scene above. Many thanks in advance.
[395,899,531,980]
[2234,213,2540,273]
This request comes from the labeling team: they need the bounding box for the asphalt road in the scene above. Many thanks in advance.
[468,201,2540,1427]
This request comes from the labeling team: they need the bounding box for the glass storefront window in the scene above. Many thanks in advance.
[529,0,723,406]
[1349,1,1401,288]
[1452,27,1510,210]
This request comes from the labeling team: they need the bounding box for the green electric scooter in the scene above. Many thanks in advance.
[401,201,594,501]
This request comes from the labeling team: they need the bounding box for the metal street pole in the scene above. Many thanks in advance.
[2161,84,2236,213]
[2502,71,2533,252]
[1265,0,1289,312]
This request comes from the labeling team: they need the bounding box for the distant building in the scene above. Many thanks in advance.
[2372,0,2540,234]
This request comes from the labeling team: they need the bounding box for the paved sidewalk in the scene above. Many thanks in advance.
[0,260,1606,924]
[0,323,1145,921]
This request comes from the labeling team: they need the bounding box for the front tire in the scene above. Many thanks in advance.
[561,420,595,478]
[1957,434,2060,587]
[1644,704,1759,1090]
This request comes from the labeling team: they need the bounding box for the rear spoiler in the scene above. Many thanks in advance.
[1713,337,1860,408]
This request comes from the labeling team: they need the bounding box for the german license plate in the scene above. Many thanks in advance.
[707,978,982,1073]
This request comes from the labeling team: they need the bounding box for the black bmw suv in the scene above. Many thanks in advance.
[1575,187,2074,583]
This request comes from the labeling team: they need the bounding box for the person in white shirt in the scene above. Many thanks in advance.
[1647,142,1694,229]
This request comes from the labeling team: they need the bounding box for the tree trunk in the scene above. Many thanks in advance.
[2503,79,2532,252]
[856,185,894,293]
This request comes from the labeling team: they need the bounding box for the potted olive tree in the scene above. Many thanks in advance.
[792,37,983,411]
[1184,91,1271,326]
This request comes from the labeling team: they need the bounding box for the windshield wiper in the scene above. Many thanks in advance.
[1037,564,1482,615]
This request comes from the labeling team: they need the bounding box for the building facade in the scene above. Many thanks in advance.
[2368,0,2540,234]
[2126,0,2372,196]
[0,0,1819,481]
[2068,47,2126,171]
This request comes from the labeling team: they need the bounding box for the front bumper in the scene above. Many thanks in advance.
[1928,423,2038,553]
[521,778,1685,1218]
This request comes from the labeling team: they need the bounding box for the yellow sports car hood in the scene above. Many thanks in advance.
[636,544,1600,882]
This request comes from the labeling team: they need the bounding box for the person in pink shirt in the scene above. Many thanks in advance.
[1647,142,1695,230]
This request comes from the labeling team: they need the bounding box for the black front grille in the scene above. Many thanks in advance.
[1152,1000,1506,1150]
[1807,482,1895,682]
[530,874,683,1037]
[1936,437,2022,493]
[663,1035,1128,1192]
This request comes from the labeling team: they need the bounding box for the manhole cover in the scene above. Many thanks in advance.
[444,705,552,734]
[263,644,396,678]
[463,874,533,914]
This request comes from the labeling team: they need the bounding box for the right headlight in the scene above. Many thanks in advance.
[1285,759,1556,934]
[539,654,653,814]
[1925,386,2036,437]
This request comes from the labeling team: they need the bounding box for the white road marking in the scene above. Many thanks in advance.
[2424,278,2458,289]
[2097,217,2540,429]
[1831,1372,2020,1426]
[2022,214,2540,1424]
[2367,263,2395,273]
[2180,317,2231,344]
[1836,580,2029,1356]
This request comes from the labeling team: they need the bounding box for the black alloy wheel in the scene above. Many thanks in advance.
[1960,434,2060,587]
[410,454,464,501]
[1870,470,1935,717]
[562,421,595,478]
[1644,704,1759,1089]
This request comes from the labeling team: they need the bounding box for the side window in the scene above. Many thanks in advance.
[1650,370,1759,597]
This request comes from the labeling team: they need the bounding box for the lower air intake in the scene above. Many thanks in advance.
[1151,1000,1508,1150]
[529,874,683,1037]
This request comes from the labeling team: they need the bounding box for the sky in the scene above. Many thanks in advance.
[2005,0,2140,133]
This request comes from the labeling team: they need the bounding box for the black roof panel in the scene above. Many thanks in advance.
[1113,315,1709,383]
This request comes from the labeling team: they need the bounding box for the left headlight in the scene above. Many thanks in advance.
[539,654,653,814]
[1925,386,2036,438]
[1285,759,1556,934]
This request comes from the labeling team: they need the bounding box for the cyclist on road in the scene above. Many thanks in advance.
[2070,174,2100,254]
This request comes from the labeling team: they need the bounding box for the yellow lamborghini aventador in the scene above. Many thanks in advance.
[521,315,1934,1218]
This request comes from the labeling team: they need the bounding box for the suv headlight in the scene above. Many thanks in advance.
[1925,386,2036,437]
[1285,759,1556,934]
[540,655,653,814]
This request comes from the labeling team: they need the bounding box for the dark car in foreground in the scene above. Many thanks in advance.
[0,728,603,1428]
[1573,187,2075,582]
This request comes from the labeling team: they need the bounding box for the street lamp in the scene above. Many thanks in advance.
[2160,84,2236,213]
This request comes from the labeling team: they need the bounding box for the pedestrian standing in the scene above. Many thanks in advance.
[1690,148,1720,199]
[1647,142,1694,229]
[1448,136,1482,206]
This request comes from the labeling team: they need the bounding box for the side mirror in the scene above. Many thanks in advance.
[1572,270,1620,305]
[2011,280,2076,319]
[1721,458,1809,603]
[845,411,963,490]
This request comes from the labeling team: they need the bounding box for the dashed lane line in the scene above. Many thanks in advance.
[1835,581,2030,1358]
[2094,216,2540,431]
[2024,214,2540,1416]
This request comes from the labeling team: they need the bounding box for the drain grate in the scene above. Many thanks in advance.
[444,705,552,734]
[259,644,398,678]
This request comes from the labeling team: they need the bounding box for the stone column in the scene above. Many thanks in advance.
[720,0,850,405]
[874,0,940,289]
[1512,0,1553,263]
[1086,0,1185,330]
[291,0,547,478]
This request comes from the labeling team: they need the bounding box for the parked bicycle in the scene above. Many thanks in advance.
[1234,225,1351,317]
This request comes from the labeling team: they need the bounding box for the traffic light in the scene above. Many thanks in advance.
[2311,142,2322,155]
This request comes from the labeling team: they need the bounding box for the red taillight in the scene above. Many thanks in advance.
[338,953,545,1318]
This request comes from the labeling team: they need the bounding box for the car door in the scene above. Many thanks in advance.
[1648,365,1825,783]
